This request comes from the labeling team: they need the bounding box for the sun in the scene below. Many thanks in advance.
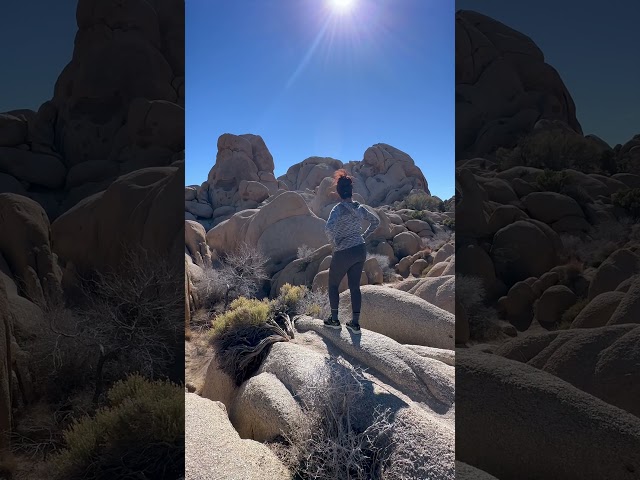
[329,0,356,14]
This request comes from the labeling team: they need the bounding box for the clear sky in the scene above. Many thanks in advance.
[186,0,455,199]
[456,0,640,148]
[0,1,76,112]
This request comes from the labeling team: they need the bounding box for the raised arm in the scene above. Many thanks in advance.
[360,205,380,239]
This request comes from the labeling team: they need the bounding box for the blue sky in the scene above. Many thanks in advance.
[457,0,640,148]
[186,0,455,199]
[0,1,76,112]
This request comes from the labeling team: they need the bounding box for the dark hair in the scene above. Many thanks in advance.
[333,169,353,199]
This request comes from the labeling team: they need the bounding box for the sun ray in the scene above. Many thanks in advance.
[285,18,331,89]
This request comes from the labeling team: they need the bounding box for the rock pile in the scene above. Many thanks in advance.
[455,9,640,479]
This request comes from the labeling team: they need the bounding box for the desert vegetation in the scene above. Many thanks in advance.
[49,375,183,480]
[496,128,607,173]
[4,249,184,479]
[276,358,401,480]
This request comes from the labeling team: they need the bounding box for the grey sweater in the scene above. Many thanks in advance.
[324,201,381,251]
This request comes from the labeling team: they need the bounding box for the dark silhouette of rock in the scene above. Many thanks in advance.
[456,10,581,161]
[0,0,185,218]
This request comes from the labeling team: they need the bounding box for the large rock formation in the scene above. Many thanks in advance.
[52,163,184,276]
[185,134,434,232]
[0,194,63,308]
[206,191,328,274]
[456,10,581,160]
[281,144,429,207]
[0,0,185,219]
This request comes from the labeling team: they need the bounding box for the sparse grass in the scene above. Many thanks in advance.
[189,308,214,335]
[48,375,184,480]
[279,358,400,480]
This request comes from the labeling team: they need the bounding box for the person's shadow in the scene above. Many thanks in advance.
[346,328,362,347]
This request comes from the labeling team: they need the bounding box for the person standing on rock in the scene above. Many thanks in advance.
[323,169,380,334]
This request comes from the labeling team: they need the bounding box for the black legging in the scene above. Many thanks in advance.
[328,244,367,316]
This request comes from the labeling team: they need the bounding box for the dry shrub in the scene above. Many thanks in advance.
[48,375,184,480]
[197,267,227,310]
[209,297,290,386]
[456,275,501,341]
[613,188,640,218]
[560,219,634,268]
[535,169,566,192]
[297,244,316,260]
[219,243,269,305]
[559,298,589,328]
[396,191,443,212]
[497,129,603,173]
[366,254,395,283]
[28,306,96,403]
[271,283,307,316]
[76,248,183,396]
[295,287,331,320]
[281,358,399,480]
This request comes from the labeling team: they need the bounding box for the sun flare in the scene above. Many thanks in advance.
[329,0,356,14]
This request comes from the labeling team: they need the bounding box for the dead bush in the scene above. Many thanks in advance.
[456,275,501,341]
[75,248,183,401]
[219,243,269,306]
[281,358,399,480]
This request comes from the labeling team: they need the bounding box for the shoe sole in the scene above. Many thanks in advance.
[346,326,361,335]
[324,323,341,330]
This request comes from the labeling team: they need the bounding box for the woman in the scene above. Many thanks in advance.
[323,169,380,334]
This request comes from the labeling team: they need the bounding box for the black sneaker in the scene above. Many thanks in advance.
[323,317,341,329]
[346,321,361,335]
